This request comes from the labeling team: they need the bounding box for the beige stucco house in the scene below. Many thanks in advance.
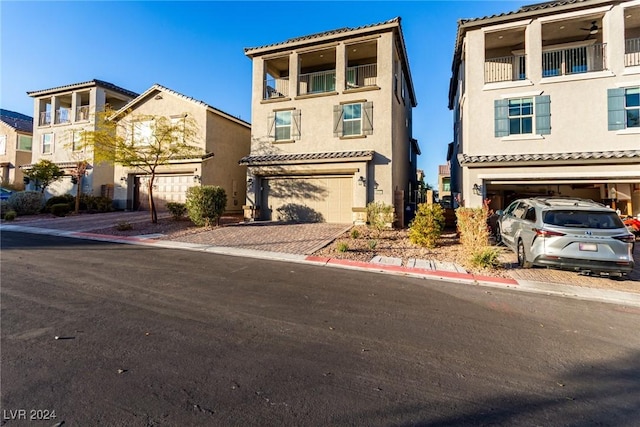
[241,17,419,225]
[437,164,452,207]
[111,84,251,213]
[449,0,640,216]
[0,109,33,186]
[26,80,138,198]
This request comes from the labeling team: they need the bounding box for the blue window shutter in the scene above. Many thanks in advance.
[535,95,551,135]
[494,99,509,137]
[607,88,625,131]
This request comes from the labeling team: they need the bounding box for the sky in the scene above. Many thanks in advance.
[1,0,529,186]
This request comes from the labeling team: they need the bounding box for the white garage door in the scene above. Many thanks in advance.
[262,176,352,223]
[138,174,195,211]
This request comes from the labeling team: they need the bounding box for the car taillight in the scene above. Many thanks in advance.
[534,228,565,237]
[612,234,636,244]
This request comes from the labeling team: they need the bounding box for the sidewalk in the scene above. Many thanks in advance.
[2,212,639,308]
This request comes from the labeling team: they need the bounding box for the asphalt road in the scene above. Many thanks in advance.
[2,232,640,426]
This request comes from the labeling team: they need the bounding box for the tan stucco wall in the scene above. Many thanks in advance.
[0,123,32,184]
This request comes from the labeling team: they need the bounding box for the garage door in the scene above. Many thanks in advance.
[262,176,352,223]
[138,174,195,211]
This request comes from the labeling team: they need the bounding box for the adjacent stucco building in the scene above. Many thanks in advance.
[449,0,640,216]
[0,109,33,185]
[241,17,419,225]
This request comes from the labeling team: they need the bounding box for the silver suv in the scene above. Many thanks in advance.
[496,197,635,276]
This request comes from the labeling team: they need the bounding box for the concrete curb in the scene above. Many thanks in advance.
[3,225,640,308]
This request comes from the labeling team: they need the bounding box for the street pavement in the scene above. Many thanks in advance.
[1,211,639,308]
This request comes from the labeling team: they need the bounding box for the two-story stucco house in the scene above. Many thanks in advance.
[110,84,251,213]
[241,17,419,225]
[0,109,33,186]
[26,80,138,198]
[449,0,640,217]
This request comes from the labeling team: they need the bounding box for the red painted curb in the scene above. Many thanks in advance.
[305,256,331,264]
[71,232,156,244]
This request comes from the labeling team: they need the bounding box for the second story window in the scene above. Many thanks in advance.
[0,135,6,155]
[42,133,53,154]
[18,135,32,151]
[333,102,373,138]
[608,87,640,130]
[275,111,291,141]
[268,109,300,142]
[494,96,551,137]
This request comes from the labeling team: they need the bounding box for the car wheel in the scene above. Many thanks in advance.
[517,239,532,269]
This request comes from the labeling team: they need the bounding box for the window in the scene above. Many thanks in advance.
[333,102,373,137]
[443,178,451,192]
[42,133,53,154]
[0,135,6,155]
[132,120,154,146]
[170,116,186,144]
[608,87,640,130]
[72,131,84,151]
[268,110,300,142]
[18,135,32,151]
[275,111,291,141]
[494,95,551,137]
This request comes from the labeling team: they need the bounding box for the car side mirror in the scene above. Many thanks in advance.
[496,210,504,216]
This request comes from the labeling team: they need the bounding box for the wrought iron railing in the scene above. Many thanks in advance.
[484,55,526,83]
[625,37,640,67]
[298,70,335,95]
[542,43,606,77]
[346,63,377,88]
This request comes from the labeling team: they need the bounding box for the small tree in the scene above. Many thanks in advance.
[23,159,63,194]
[408,203,445,248]
[366,201,395,235]
[185,186,227,227]
[70,160,89,214]
[81,109,203,223]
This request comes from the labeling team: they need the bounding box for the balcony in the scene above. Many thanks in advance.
[298,70,335,95]
[626,37,640,67]
[76,105,90,121]
[346,63,377,89]
[264,77,289,99]
[484,55,526,83]
[55,108,71,124]
[542,43,606,77]
[39,111,51,126]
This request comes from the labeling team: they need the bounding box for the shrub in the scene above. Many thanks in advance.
[336,241,349,252]
[0,200,9,218]
[408,203,445,248]
[50,203,71,217]
[470,246,502,269]
[7,191,43,215]
[456,200,498,269]
[185,186,227,227]
[79,194,113,213]
[366,201,395,234]
[44,194,75,213]
[3,210,17,221]
[115,221,133,231]
[166,202,187,220]
[368,239,378,250]
[350,228,361,239]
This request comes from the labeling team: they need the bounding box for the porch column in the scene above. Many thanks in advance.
[525,18,542,84]
[289,51,299,97]
[335,42,346,92]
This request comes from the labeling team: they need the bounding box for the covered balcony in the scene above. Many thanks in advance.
[298,47,336,95]
[484,28,526,83]
[625,5,640,67]
[55,94,72,124]
[264,56,289,100]
[346,39,378,89]
[541,16,606,77]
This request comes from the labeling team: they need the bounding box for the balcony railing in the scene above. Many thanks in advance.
[76,105,90,121]
[299,70,335,95]
[484,55,526,83]
[39,111,51,126]
[264,77,289,99]
[346,63,377,89]
[542,43,606,77]
[625,37,640,67]
[55,108,71,124]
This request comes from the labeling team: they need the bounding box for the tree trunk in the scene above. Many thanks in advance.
[148,175,157,224]
[75,175,82,214]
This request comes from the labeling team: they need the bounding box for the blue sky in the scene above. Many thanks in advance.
[1,1,528,186]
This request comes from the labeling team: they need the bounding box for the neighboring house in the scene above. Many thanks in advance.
[449,0,640,217]
[110,84,251,213]
[241,17,419,225]
[0,109,33,185]
[25,79,138,198]
[438,164,452,207]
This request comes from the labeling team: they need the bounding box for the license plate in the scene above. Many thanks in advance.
[579,243,597,252]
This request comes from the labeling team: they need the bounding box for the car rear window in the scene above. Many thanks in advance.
[542,210,624,229]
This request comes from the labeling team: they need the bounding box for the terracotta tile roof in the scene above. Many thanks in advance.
[239,150,374,166]
[245,18,401,53]
[458,150,640,165]
[111,83,250,127]
[27,79,138,99]
[0,109,33,133]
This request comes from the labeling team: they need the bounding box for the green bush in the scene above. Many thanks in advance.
[350,228,361,239]
[79,194,113,213]
[166,202,187,220]
[336,241,349,252]
[3,210,17,221]
[470,246,502,269]
[366,201,395,234]
[456,201,498,269]
[0,200,9,218]
[115,221,133,231]
[408,203,445,248]
[44,194,75,213]
[7,191,43,215]
[368,239,378,250]
[185,186,227,227]
[50,203,71,217]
